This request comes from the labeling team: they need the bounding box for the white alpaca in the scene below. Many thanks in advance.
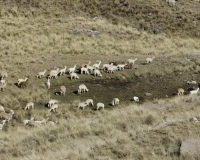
[102,63,113,71]
[93,61,101,69]
[81,67,90,74]
[0,110,14,122]
[85,99,94,106]
[111,98,120,106]
[0,79,6,84]
[25,102,34,110]
[97,103,104,110]
[18,77,28,86]
[133,96,139,102]
[46,78,50,89]
[48,99,58,107]
[0,71,8,79]
[60,86,66,96]
[186,81,197,85]
[127,58,138,65]
[48,68,59,79]
[0,120,7,130]
[86,65,94,73]
[146,56,155,64]
[68,65,76,74]
[117,64,127,70]
[59,66,67,76]
[70,73,79,80]
[107,65,118,73]
[36,70,47,78]
[78,102,88,109]
[93,69,102,77]
[23,117,34,126]
[48,104,59,112]
[190,88,199,95]
[78,84,89,94]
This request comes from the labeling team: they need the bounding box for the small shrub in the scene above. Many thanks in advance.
[144,114,154,125]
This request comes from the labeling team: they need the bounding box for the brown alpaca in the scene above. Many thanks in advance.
[0,82,7,91]
[82,61,91,68]
[124,62,132,69]
[19,79,28,88]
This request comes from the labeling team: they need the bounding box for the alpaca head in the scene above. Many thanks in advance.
[133,96,139,102]
[10,110,14,115]
[2,120,6,123]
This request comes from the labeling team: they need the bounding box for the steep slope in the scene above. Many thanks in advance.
[0,0,200,37]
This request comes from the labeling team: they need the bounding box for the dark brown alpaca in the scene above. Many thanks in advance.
[19,79,28,88]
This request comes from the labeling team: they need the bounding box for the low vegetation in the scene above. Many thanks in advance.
[0,0,200,159]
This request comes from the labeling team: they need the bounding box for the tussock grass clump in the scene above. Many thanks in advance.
[144,114,155,125]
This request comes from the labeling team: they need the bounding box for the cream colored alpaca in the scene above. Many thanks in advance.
[46,78,50,89]
[0,110,14,122]
[81,67,90,74]
[48,68,59,79]
[78,84,89,94]
[78,102,88,109]
[111,98,120,106]
[97,103,104,110]
[48,99,58,107]
[85,99,94,106]
[68,65,76,74]
[177,88,184,96]
[36,70,47,78]
[59,66,67,76]
[70,73,79,80]
[127,58,138,65]
[60,86,66,96]
[25,102,34,110]
[48,104,59,112]
[93,69,102,77]
[82,61,91,68]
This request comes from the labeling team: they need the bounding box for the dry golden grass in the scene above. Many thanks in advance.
[0,0,200,159]
[1,96,200,160]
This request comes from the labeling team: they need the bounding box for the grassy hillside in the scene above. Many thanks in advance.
[0,0,200,160]
[1,0,200,37]
[0,0,199,59]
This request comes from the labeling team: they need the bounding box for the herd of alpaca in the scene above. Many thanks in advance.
[0,55,199,130]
